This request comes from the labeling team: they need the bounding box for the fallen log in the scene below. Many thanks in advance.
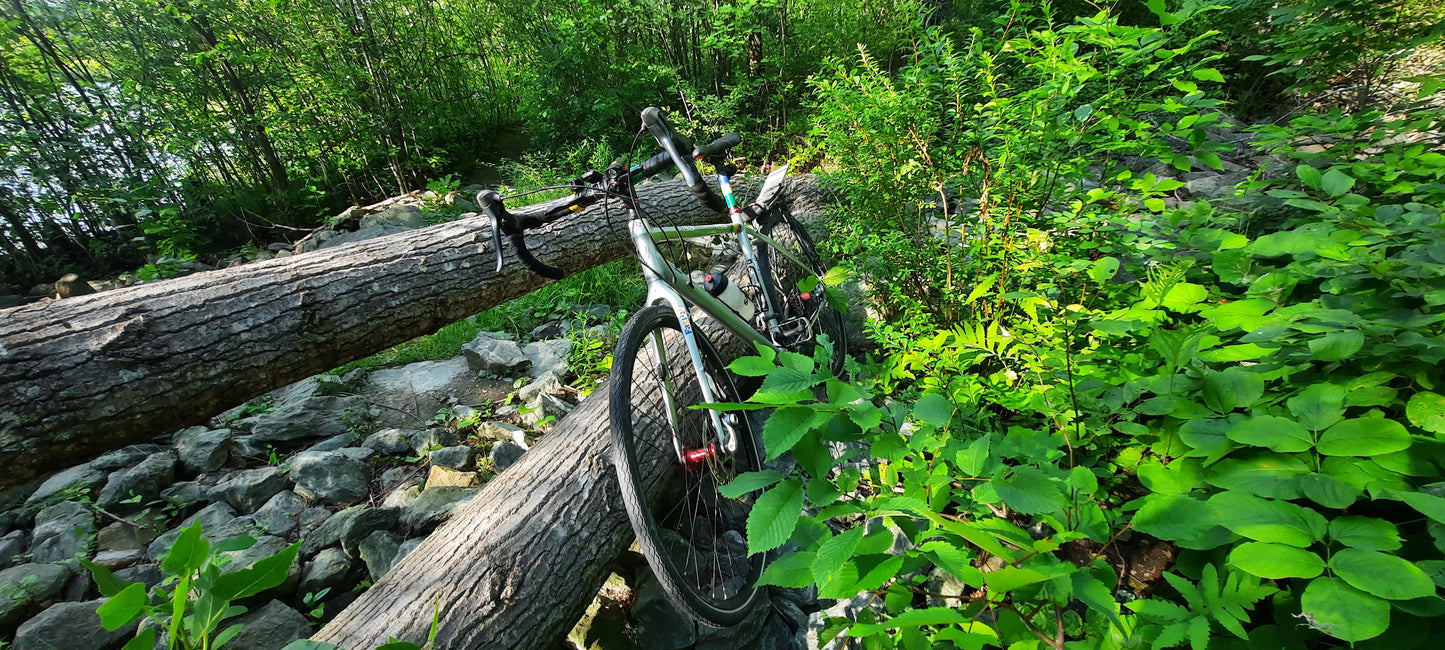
[313,279,767,649]
[0,175,777,489]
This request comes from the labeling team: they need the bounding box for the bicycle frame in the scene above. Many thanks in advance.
[627,171,801,458]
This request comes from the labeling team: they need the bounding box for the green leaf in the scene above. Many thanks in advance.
[1202,367,1265,413]
[747,479,804,555]
[850,607,973,636]
[983,566,1050,594]
[1296,165,1323,191]
[1329,517,1401,551]
[994,466,1066,515]
[912,393,953,428]
[1393,490,1445,523]
[954,435,991,477]
[161,520,211,576]
[1071,570,1123,628]
[1298,473,1359,508]
[820,266,850,287]
[1317,418,1412,456]
[213,623,244,649]
[1320,168,1356,197]
[1407,392,1445,434]
[1131,494,1214,541]
[1137,460,1203,495]
[1144,197,1167,212]
[1162,283,1208,312]
[757,551,815,588]
[719,470,783,499]
[123,628,158,650]
[812,526,863,583]
[1088,257,1120,283]
[1309,330,1364,361]
[96,582,147,631]
[1289,384,1346,430]
[728,355,776,377]
[1301,577,1389,643]
[755,367,815,400]
[1192,68,1225,83]
[1330,549,1436,600]
[81,560,136,599]
[1229,542,1325,579]
[212,542,300,601]
[1073,104,1094,121]
[1210,491,1325,547]
[1204,454,1309,499]
[1226,416,1313,452]
[762,407,819,460]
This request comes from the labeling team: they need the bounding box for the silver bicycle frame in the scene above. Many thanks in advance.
[628,171,798,457]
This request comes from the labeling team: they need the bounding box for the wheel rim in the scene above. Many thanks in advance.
[622,318,760,612]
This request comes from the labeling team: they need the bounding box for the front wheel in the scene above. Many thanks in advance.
[609,304,764,626]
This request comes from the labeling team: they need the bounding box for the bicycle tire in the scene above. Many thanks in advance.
[609,304,764,626]
[753,206,848,377]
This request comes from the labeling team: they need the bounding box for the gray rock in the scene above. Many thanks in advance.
[357,530,403,581]
[229,435,271,459]
[522,393,574,429]
[363,428,418,454]
[0,530,27,570]
[148,502,244,561]
[382,483,422,511]
[211,467,288,513]
[461,334,530,373]
[299,505,364,557]
[523,339,572,378]
[216,535,301,601]
[360,204,428,230]
[113,564,164,590]
[289,451,369,505]
[304,433,358,454]
[299,547,357,596]
[318,224,412,249]
[0,563,70,632]
[30,500,95,564]
[248,395,367,446]
[402,487,477,532]
[477,421,526,446]
[396,538,424,565]
[25,463,109,511]
[409,427,459,455]
[529,320,564,339]
[518,371,563,403]
[217,600,313,650]
[298,507,332,541]
[631,573,697,648]
[159,481,209,508]
[428,446,473,470]
[268,376,321,406]
[97,450,176,512]
[176,427,233,474]
[89,445,163,472]
[378,467,423,494]
[339,507,399,557]
[252,491,305,537]
[12,598,137,650]
[489,441,527,471]
[334,446,375,462]
[365,357,486,428]
[97,520,158,554]
[91,548,144,571]
[1184,171,1248,199]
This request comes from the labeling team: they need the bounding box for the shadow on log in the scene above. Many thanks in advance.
[0,176,804,488]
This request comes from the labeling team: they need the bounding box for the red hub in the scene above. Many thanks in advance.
[682,443,718,469]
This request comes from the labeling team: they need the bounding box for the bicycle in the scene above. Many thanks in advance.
[477,107,846,626]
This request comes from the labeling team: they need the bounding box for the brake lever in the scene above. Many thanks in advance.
[480,190,506,272]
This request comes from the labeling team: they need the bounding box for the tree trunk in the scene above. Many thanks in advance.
[0,175,785,489]
[312,271,764,650]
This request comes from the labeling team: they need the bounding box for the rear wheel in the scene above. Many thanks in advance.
[609,304,763,626]
[754,207,847,377]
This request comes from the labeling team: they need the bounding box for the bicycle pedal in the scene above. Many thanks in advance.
[773,317,811,348]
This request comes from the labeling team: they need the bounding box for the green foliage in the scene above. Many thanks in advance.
[83,520,301,650]
[732,4,1445,647]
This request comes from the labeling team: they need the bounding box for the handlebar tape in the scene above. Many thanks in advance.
[695,132,740,157]
[640,107,730,213]
[479,189,566,280]
[509,232,564,280]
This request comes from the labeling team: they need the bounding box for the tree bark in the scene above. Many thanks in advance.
[0,175,782,489]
